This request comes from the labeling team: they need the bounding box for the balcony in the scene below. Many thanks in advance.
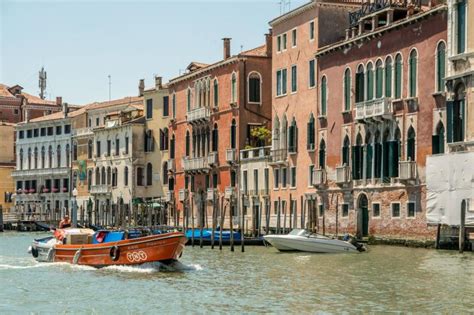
[240,146,271,161]
[182,156,210,173]
[336,165,350,184]
[399,160,416,180]
[206,188,217,201]
[225,186,236,199]
[312,169,326,187]
[186,106,211,124]
[168,158,176,173]
[12,167,70,178]
[73,127,93,138]
[207,152,218,167]
[165,191,174,202]
[269,148,287,165]
[226,149,237,164]
[355,98,393,122]
[179,189,188,201]
[90,185,112,195]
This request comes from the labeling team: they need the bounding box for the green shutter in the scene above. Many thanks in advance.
[437,46,445,92]
[458,1,466,54]
[395,58,402,99]
[321,78,327,115]
[446,101,454,143]
[367,68,374,100]
[376,66,383,98]
[375,143,382,178]
[344,71,350,110]
[352,146,357,179]
[366,144,372,179]
[409,54,417,97]
[385,63,392,97]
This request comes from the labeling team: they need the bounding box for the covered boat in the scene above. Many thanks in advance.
[263,229,366,253]
[29,228,187,267]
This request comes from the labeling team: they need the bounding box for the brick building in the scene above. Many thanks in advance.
[314,1,447,240]
[168,36,272,228]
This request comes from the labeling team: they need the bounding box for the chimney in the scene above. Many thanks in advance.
[63,102,68,118]
[139,79,145,97]
[155,76,162,89]
[265,29,272,56]
[56,96,62,106]
[222,38,231,60]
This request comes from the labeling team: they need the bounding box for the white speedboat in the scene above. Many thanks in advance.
[264,229,366,253]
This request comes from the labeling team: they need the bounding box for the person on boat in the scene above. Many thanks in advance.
[59,215,71,229]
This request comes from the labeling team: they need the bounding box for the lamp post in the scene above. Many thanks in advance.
[72,188,78,227]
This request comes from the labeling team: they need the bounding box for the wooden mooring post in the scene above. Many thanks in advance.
[301,196,305,229]
[0,206,3,232]
[277,197,281,234]
[265,198,270,235]
[219,198,226,251]
[229,196,234,252]
[211,193,216,249]
[241,194,245,253]
[191,196,195,247]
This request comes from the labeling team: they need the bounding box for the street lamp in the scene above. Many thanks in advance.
[72,188,78,227]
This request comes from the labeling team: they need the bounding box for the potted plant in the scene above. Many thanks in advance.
[52,187,59,193]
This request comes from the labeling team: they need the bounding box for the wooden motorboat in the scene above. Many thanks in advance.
[263,229,366,253]
[29,228,187,267]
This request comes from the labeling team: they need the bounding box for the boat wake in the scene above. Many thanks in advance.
[101,261,203,273]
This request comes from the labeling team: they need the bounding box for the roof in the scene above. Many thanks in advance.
[186,62,210,72]
[240,45,267,57]
[27,106,86,123]
[0,83,59,106]
[85,96,143,111]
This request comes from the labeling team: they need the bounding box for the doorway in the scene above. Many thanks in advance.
[357,193,369,237]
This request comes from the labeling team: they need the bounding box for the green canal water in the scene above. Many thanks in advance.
[0,232,473,313]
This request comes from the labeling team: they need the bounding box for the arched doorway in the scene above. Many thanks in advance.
[357,193,369,237]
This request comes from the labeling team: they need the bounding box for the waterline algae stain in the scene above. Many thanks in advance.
[1,232,473,313]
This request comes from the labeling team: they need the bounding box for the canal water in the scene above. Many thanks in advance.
[1,232,473,313]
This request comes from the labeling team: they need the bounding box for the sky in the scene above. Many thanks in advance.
[0,0,308,105]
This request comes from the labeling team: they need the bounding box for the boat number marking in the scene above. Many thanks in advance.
[126,250,148,262]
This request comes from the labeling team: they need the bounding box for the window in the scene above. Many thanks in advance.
[273,168,280,189]
[242,170,248,193]
[213,80,219,107]
[107,140,111,156]
[407,126,416,161]
[394,54,402,99]
[264,168,269,193]
[282,33,287,50]
[432,122,445,154]
[96,117,100,126]
[112,168,118,187]
[27,148,31,169]
[308,165,314,186]
[136,167,143,186]
[33,147,38,169]
[172,94,176,118]
[96,141,101,157]
[124,166,129,186]
[276,69,287,96]
[163,162,168,185]
[160,128,169,151]
[145,130,154,152]
[230,119,236,149]
[187,89,191,112]
[353,134,363,180]
[115,138,120,156]
[125,136,129,155]
[47,127,53,136]
[27,129,32,138]
[385,56,392,97]
[231,73,237,104]
[356,65,365,103]
[366,62,374,101]
[319,139,326,169]
[185,131,190,156]
[33,129,39,137]
[146,99,153,119]
[290,167,296,188]
[163,96,169,117]
[288,118,297,153]
[212,124,218,152]
[320,76,327,116]
[291,65,297,93]
[307,114,315,150]
[436,42,446,92]
[344,68,351,111]
[170,134,176,159]
[375,60,383,99]
[282,167,288,188]
[407,202,415,217]
[409,49,417,97]
[457,0,466,54]
[318,204,324,217]
[230,170,236,186]
[19,130,24,139]
[309,60,316,88]
[342,204,349,217]
[19,149,23,170]
[39,128,45,137]
[56,126,62,135]
[291,29,297,47]
[72,142,77,161]
[373,203,380,217]
[41,147,45,168]
[56,145,61,167]
[146,163,153,186]
[309,21,315,40]
[88,170,92,191]
[64,125,71,134]
[391,203,400,218]
[342,135,350,166]
[48,146,53,168]
[248,73,261,103]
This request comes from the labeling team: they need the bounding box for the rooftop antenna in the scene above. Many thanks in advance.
[108,75,111,101]
[240,45,243,53]
[38,67,47,100]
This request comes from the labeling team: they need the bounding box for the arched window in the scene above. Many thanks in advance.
[230,119,236,149]
[319,139,326,169]
[146,163,152,186]
[124,166,129,186]
[436,42,446,92]
[320,76,327,116]
[407,126,416,161]
[457,0,466,54]
[375,60,383,98]
[34,147,38,169]
[394,53,403,99]
[168,176,175,191]
[112,168,118,187]
[136,167,143,186]
[88,139,93,159]
[307,114,315,150]
[162,162,168,185]
[107,166,111,185]
[19,148,23,170]
[392,128,401,178]
[101,167,106,185]
[95,167,100,185]
[273,116,280,150]
[366,62,374,101]
[213,79,219,107]
[248,72,261,103]
[288,118,298,153]
[56,145,61,168]
[48,145,53,168]
[355,65,365,103]
[231,73,237,104]
[212,124,218,152]
[27,148,31,169]
[352,134,363,180]
[432,122,445,154]
[281,115,288,150]
[170,134,175,159]
[374,130,382,178]
[72,142,78,161]
[41,146,45,168]
[450,83,465,143]
[65,144,70,167]
[342,135,350,166]
[409,49,417,97]
[385,56,392,97]
[172,93,176,118]
[365,132,372,179]
[187,88,191,112]
[160,128,169,151]
[344,68,351,111]
[88,169,92,191]
[185,131,190,156]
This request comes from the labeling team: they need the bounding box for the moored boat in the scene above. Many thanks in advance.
[263,229,366,253]
[29,228,187,267]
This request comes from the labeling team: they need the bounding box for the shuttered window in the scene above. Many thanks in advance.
[213,80,219,107]
[355,66,365,103]
[309,60,316,88]
[407,127,416,161]
[307,114,315,150]
[457,0,466,54]
[385,57,392,97]
[437,42,446,92]
[395,54,402,99]
[366,63,374,101]
[288,119,298,153]
[319,140,326,169]
[291,65,297,93]
[321,76,327,116]
[342,136,350,166]
[375,61,383,98]
[344,68,351,111]
[409,50,417,97]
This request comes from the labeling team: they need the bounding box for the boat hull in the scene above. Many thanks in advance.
[264,235,358,253]
[32,232,187,267]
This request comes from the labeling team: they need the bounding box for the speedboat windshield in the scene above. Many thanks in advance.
[289,229,309,236]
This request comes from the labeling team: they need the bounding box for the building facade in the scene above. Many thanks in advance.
[0,123,15,213]
[315,2,447,239]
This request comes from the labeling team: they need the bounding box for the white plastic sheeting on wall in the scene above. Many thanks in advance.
[426,151,474,226]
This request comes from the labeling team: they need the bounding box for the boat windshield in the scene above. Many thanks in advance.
[288,229,310,237]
